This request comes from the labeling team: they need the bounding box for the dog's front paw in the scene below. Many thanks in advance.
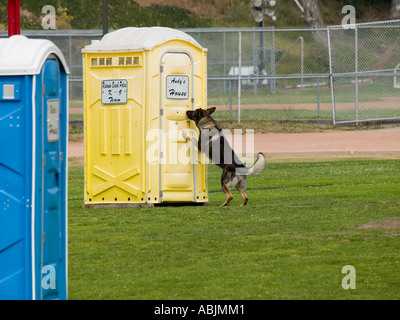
[182,130,191,141]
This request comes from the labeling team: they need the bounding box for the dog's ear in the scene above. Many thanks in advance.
[186,110,195,120]
[206,107,216,115]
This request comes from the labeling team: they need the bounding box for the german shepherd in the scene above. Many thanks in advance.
[184,107,265,207]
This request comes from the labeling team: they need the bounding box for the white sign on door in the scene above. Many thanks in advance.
[47,99,59,142]
[101,79,128,104]
[166,75,189,100]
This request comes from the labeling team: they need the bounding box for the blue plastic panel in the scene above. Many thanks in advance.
[0,75,33,300]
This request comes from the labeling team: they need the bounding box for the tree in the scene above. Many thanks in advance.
[301,0,326,43]
[390,0,400,19]
[302,0,324,29]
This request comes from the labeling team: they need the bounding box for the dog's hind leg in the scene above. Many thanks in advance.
[236,177,248,206]
[220,186,233,207]
[238,189,248,206]
[236,183,248,206]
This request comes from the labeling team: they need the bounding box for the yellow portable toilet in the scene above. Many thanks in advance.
[82,27,208,207]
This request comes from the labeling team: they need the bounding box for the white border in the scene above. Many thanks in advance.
[31,75,36,300]
[65,72,69,299]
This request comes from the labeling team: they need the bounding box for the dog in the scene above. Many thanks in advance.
[183,107,265,207]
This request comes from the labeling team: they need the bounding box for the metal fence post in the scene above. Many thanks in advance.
[229,79,233,118]
[253,31,257,94]
[223,31,226,94]
[317,78,320,117]
[238,31,242,123]
[300,36,304,90]
[327,26,336,125]
[271,27,276,94]
[355,25,359,123]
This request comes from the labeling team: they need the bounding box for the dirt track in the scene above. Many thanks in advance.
[69,126,400,160]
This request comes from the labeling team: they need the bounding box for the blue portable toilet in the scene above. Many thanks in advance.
[0,35,69,300]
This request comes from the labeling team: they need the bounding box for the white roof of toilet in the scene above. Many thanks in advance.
[0,35,69,75]
[82,27,205,52]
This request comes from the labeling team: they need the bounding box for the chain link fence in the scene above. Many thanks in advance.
[328,20,400,124]
[183,27,332,123]
[1,20,400,125]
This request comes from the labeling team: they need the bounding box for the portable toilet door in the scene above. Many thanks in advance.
[0,35,69,300]
[159,51,199,202]
[149,29,209,204]
[34,55,68,300]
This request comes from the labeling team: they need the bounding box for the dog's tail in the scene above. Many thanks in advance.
[235,152,265,176]
[248,152,266,175]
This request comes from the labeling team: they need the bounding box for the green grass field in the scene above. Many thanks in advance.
[68,158,400,299]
